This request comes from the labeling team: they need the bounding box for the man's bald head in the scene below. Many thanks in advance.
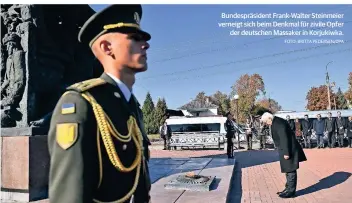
[260,112,274,126]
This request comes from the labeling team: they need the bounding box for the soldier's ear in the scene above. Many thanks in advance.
[99,40,113,57]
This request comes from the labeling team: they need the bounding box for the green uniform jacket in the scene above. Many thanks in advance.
[48,73,151,203]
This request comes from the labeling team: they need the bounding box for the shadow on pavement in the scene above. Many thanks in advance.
[296,171,351,197]
[226,149,280,203]
[210,177,221,191]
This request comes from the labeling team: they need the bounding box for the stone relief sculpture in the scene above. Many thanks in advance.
[1,5,26,127]
[1,4,101,129]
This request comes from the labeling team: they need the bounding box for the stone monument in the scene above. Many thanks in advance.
[164,172,216,192]
[0,4,102,202]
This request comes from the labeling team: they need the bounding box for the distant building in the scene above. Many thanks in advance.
[275,109,352,119]
[276,110,296,114]
[178,98,219,117]
[166,109,184,117]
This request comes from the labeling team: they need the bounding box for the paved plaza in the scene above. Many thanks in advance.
[4,145,352,203]
[150,146,352,203]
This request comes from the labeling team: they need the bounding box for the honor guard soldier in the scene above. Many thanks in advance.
[47,5,152,203]
[224,112,236,158]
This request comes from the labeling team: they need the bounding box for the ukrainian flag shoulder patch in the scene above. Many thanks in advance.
[61,103,75,115]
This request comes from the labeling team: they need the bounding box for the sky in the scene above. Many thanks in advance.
[90,4,352,111]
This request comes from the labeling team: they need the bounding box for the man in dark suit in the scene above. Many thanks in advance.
[313,114,325,148]
[224,112,236,158]
[335,111,347,148]
[260,111,307,198]
[347,116,352,148]
[325,112,336,148]
[286,115,295,132]
[301,114,312,148]
[47,5,152,203]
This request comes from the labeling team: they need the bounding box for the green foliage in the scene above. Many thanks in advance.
[142,92,157,134]
[230,73,266,122]
[336,87,348,109]
[256,98,282,113]
[306,85,334,110]
[345,72,352,104]
[154,97,168,127]
[210,91,230,116]
[251,104,271,116]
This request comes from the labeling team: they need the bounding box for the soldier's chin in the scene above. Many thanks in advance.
[132,64,148,73]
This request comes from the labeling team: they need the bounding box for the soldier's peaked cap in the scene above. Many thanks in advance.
[78,4,151,47]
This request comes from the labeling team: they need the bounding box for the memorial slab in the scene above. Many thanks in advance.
[164,174,216,192]
[149,157,236,203]
[175,158,236,203]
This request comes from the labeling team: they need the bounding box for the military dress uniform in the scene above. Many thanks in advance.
[48,5,152,203]
[254,119,266,150]
[224,114,235,158]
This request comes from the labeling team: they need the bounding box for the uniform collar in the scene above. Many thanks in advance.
[105,72,132,102]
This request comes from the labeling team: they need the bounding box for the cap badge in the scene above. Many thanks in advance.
[134,12,140,25]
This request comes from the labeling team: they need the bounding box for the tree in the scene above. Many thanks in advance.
[335,87,348,109]
[195,91,208,106]
[230,73,265,122]
[142,92,157,134]
[209,91,230,116]
[345,72,352,108]
[256,98,282,113]
[306,85,336,111]
[251,104,270,116]
[154,97,168,127]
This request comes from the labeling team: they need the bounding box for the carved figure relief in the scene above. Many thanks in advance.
[1,4,100,128]
[1,5,26,127]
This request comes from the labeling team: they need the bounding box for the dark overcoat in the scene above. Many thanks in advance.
[287,119,296,132]
[335,117,347,134]
[48,73,151,203]
[225,119,236,139]
[300,119,312,136]
[347,120,352,138]
[271,116,307,173]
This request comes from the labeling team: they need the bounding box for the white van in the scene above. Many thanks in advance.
[165,116,247,149]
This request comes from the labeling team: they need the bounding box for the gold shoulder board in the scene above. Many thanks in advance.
[67,78,107,93]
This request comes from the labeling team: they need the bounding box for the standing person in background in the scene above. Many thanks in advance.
[286,115,295,132]
[254,116,266,150]
[225,112,235,158]
[294,118,304,148]
[325,112,336,148]
[313,114,325,148]
[159,124,164,148]
[301,114,312,149]
[347,116,352,148]
[245,117,253,150]
[160,121,171,150]
[335,111,347,148]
